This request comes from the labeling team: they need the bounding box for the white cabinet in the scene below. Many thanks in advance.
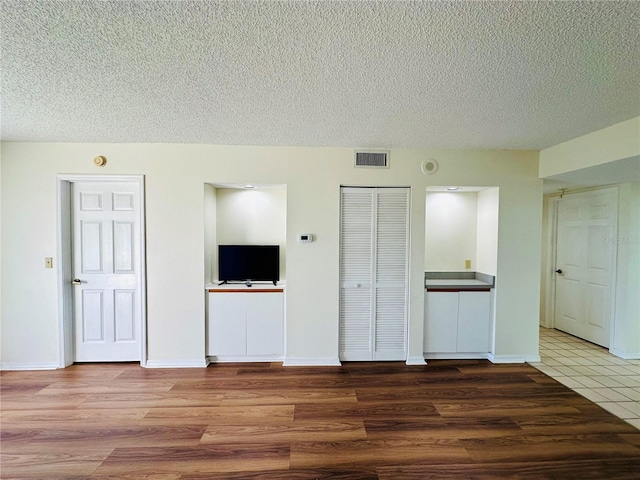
[424,292,459,353]
[246,293,284,356]
[210,293,246,355]
[207,289,284,360]
[457,292,491,353]
[424,290,491,356]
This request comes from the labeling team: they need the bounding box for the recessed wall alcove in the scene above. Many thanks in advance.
[204,184,287,285]
[423,186,500,360]
[425,187,499,275]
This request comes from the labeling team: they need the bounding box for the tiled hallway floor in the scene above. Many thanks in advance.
[530,327,640,429]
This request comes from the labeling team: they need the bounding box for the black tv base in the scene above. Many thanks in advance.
[217,280,278,287]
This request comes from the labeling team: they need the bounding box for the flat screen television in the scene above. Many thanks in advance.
[218,245,280,285]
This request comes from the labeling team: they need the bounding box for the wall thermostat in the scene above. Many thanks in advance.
[299,233,314,243]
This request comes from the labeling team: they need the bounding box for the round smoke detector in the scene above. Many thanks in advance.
[93,155,107,167]
[421,159,438,175]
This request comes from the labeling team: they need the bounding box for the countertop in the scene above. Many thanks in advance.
[424,272,494,291]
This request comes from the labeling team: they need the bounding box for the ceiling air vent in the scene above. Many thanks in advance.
[354,150,390,168]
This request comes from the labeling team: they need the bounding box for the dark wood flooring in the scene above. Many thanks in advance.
[1,360,639,479]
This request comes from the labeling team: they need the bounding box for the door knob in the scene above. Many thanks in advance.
[71,278,82,285]
[555,269,563,274]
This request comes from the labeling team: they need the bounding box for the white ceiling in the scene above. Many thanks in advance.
[1,1,639,150]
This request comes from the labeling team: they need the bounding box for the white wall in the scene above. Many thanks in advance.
[0,149,3,353]
[476,188,499,276]
[0,149,2,351]
[612,183,640,358]
[425,192,477,272]
[214,188,287,281]
[0,143,542,368]
[539,116,640,178]
[203,184,217,285]
[540,193,552,327]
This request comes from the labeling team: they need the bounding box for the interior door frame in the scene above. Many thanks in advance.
[57,174,147,368]
[543,195,560,329]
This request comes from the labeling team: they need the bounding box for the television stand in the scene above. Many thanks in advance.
[206,285,285,361]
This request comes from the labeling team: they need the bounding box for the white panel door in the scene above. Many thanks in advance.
[554,188,618,347]
[340,187,409,361]
[72,182,142,361]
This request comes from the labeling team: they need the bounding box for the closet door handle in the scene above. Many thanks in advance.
[555,269,563,275]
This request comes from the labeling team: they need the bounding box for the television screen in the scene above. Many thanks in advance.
[218,245,280,285]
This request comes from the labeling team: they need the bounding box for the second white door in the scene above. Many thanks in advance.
[554,188,618,347]
[72,181,143,362]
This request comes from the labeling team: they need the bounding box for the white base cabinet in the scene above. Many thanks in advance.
[207,289,284,361]
[424,290,491,356]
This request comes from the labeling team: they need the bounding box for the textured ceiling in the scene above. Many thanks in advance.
[1,1,639,149]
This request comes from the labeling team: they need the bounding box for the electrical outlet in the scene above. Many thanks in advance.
[465,259,471,269]
[45,257,53,269]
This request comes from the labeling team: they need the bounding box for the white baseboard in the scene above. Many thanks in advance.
[283,356,342,367]
[424,353,490,360]
[0,362,59,371]
[406,356,427,365]
[209,355,285,363]
[609,348,640,360]
[488,353,542,364]
[145,358,210,368]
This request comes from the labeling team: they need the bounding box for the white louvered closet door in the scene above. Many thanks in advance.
[340,187,409,361]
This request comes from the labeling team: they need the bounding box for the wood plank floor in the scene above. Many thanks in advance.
[1,360,639,479]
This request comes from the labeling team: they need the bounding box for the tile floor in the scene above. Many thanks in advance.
[530,327,640,429]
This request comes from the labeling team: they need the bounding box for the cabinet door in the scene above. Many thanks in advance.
[457,291,491,352]
[246,293,284,356]
[425,292,458,353]
[208,293,246,355]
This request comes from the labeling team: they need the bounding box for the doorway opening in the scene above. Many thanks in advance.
[546,187,618,348]
[57,175,147,367]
